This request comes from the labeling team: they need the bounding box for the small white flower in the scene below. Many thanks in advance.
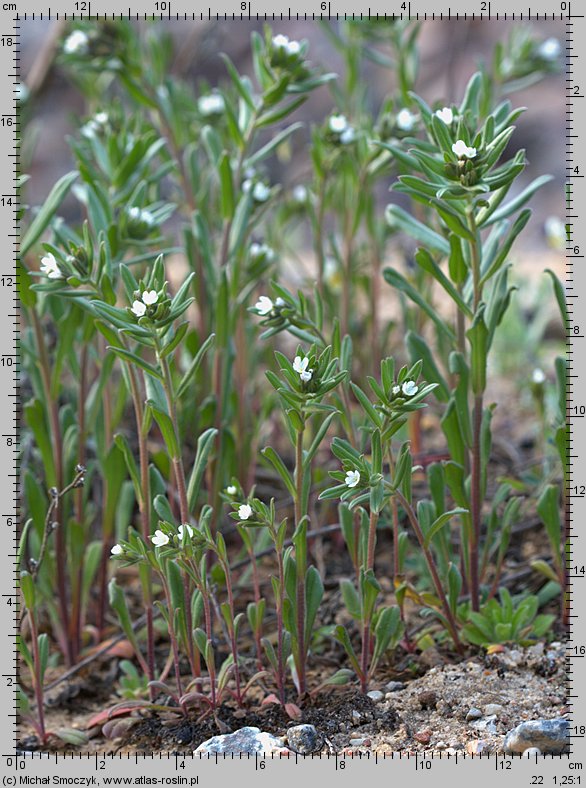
[151,529,170,547]
[178,523,194,540]
[255,295,274,315]
[286,40,301,55]
[396,108,416,131]
[275,297,285,307]
[250,242,274,261]
[340,126,356,145]
[94,112,108,125]
[64,29,89,55]
[15,82,29,103]
[329,114,348,134]
[238,503,253,521]
[300,369,313,382]
[538,37,560,61]
[272,34,290,49]
[40,252,63,280]
[544,216,566,250]
[435,107,454,124]
[345,469,360,488]
[532,368,546,384]
[198,93,225,116]
[142,290,158,306]
[452,140,477,159]
[252,182,270,202]
[293,356,310,374]
[402,380,419,397]
[131,300,147,318]
[111,544,123,555]
[392,385,401,395]
[226,485,237,496]
[128,206,155,226]
[293,185,308,203]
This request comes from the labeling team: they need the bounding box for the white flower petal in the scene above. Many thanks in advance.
[151,530,170,547]
[402,380,418,397]
[238,504,253,521]
[435,107,454,124]
[329,114,348,134]
[111,544,123,555]
[345,470,360,488]
[131,300,147,318]
[396,108,416,131]
[226,485,237,495]
[532,368,546,384]
[255,295,274,315]
[452,139,477,159]
[178,523,194,540]
[142,290,158,306]
[64,30,89,55]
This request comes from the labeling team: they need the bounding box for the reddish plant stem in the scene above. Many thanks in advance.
[294,429,307,696]
[221,558,242,704]
[28,609,47,744]
[70,344,88,663]
[124,355,156,692]
[31,312,71,666]
[159,350,197,680]
[394,490,463,653]
[275,549,286,706]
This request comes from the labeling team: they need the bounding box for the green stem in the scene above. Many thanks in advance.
[467,208,484,612]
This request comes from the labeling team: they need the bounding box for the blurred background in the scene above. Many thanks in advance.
[21,18,565,245]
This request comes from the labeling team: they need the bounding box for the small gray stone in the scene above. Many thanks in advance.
[286,724,322,754]
[524,748,542,758]
[367,690,384,703]
[504,719,570,754]
[483,704,504,717]
[466,708,482,721]
[472,715,497,734]
[385,681,405,692]
[351,710,362,723]
[435,741,447,750]
[195,727,284,755]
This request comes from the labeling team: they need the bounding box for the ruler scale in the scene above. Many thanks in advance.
[2,1,581,783]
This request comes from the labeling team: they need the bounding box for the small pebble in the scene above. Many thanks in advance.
[524,748,542,758]
[466,708,482,721]
[466,739,489,755]
[483,704,504,717]
[472,715,498,734]
[435,741,447,750]
[414,729,432,744]
[351,710,361,722]
[286,724,321,754]
[385,681,405,692]
[504,718,569,754]
[350,738,368,747]
[418,690,438,710]
[367,690,384,703]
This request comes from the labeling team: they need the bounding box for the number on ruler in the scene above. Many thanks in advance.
[0,37,13,47]
[1,276,13,286]
[74,1,88,9]
[155,1,168,9]
[481,1,487,10]
[0,197,13,206]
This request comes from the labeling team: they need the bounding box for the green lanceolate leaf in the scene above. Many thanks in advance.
[261,447,296,498]
[21,171,78,257]
[186,428,218,511]
[424,508,468,548]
